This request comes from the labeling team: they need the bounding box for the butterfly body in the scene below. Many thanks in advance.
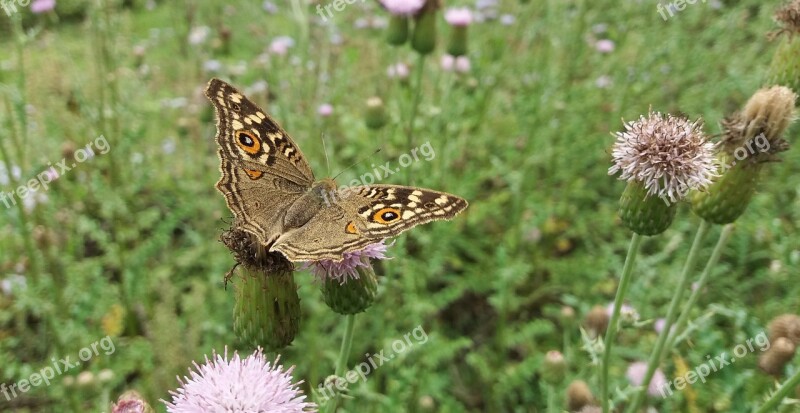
[205,78,468,262]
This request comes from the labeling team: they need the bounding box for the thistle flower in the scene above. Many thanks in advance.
[31,0,55,14]
[626,361,668,398]
[164,348,316,413]
[610,111,716,204]
[387,62,411,80]
[594,39,615,53]
[306,241,389,314]
[269,36,295,56]
[610,111,716,235]
[379,0,426,16]
[317,103,333,117]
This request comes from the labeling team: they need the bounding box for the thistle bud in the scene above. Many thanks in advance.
[540,350,567,385]
[411,1,438,55]
[222,226,300,351]
[618,181,678,236]
[768,1,800,92]
[112,390,154,413]
[692,86,797,224]
[320,259,379,315]
[444,8,472,56]
[758,337,796,376]
[386,15,409,45]
[584,305,609,339]
[364,97,388,130]
[566,380,595,412]
[768,313,800,345]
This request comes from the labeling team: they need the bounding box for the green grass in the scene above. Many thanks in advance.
[1,0,799,412]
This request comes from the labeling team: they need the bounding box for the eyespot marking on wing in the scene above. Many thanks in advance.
[235,130,262,156]
[372,207,402,224]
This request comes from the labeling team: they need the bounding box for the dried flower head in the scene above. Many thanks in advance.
[164,348,315,413]
[773,0,800,36]
[720,86,798,161]
[609,111,716,203]
[768,314,800,345]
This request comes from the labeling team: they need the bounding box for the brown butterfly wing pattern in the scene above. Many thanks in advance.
[206,77,469,262]
[205,78,315,247]
[271,185,468,262]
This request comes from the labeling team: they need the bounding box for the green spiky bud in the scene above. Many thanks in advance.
[768,1,800,92]
[690,156,762,225]
[364,97,388,130]
[234,266,301,351]
[386,15,409,46]
[321,260,378,315]
[411,7,437,55]
[540,350,567,385]
[222,226,300,351]
[618,181,677,236]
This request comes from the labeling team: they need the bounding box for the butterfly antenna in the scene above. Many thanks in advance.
[332,148,382,181]
[321,133,331,176]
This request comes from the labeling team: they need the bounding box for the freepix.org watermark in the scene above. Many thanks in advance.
[660,133,770,207]
[656,331,770,397]
[656,0,707,21]
[321,141,436,207]
[315,325,429,403]
[315,0,366,22]
[1,135,110,209]
[1,335,116,401]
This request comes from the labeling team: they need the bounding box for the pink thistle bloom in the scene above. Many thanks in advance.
[626,361,668,398]
[317,103,333,117]
[387,62,410,79]
[269,36,296,56]
[440,54,455,72]
[595,39,615,53]
[454,56,471,73]
[31,0,55,14]
[379,0,425,16]
[164,347,316,413]
[444,8,473,26]
[304,241,390,283]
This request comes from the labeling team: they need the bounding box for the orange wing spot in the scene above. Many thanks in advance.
[235,130,262,155]
[345,221,359,234]
[372,207,402,224]
[244,169,263,180]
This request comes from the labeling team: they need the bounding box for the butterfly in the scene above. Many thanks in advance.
[205,78,468,262]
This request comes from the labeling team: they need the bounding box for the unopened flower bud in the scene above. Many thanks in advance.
[758,337,796,376]
[566,380,594,412]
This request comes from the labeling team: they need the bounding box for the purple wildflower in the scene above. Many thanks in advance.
[305,241,390,283]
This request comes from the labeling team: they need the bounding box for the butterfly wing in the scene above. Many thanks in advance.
[205,78,315,246]
[271,185,468,261]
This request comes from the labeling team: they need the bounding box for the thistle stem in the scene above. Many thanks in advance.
[665,224,734,352]
[754,367,800,413]
[626,220,711,413]
[601,233,643,413]
[325,314,357,413]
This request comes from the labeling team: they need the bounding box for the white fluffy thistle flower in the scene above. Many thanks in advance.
[609,111,717,203]
[164,347,316,413]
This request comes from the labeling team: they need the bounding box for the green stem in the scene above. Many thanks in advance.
[407,53,426,153]
[754,367,800,413]
[665,224,734,352]
[601,233,643,413]
[324,314,357,413]
[626,220,711,413]
[546,384,558,413]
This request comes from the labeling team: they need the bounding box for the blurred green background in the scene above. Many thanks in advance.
[0,0,798,411]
